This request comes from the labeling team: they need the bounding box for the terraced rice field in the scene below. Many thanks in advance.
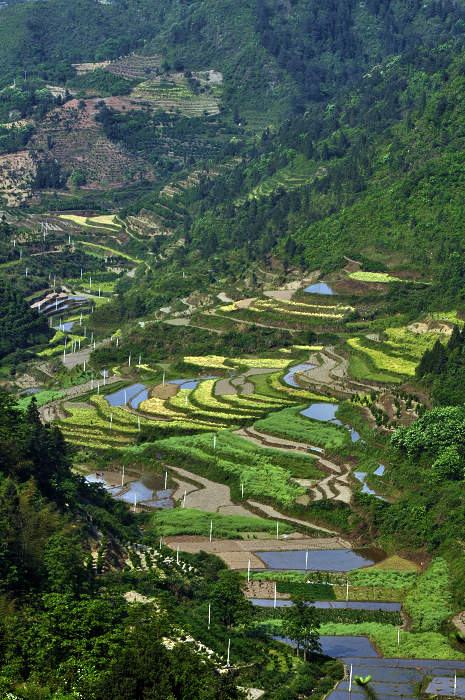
[136,76,220,116]
[348,271,402,282]
[347,338,419,376]
[59,215,121,230]
[247,298,352,320]
[58,392,216,449]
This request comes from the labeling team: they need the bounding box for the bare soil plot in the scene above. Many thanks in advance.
[236,297,257,309]
[150,383,178,399]
[263,290,296,301]
[244,580,290,599]
[0,150,36,204]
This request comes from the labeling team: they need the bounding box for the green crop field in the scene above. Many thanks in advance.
[147,430,323,506]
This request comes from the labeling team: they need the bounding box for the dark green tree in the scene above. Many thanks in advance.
[282,595,321,660]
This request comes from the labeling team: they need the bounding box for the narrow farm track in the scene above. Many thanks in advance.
[234,427,353,504]
[165,464,348,536]
[167,465,258,517]
[39,374,122,422]
[247,501,349,540]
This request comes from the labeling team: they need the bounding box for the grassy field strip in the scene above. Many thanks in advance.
[138,394,226,429]
[77,241,142,263]
[267,373,334,401]
[347,337,417,375]
[151,432,310,507]
[189,379,273,417]
[183,355,291,370]
[59,214,121,230]
[259,299,352,311]
[58,398,218,448]
[349,271,402,282]
[383,326,447,360]
[217,392,289,410]
[151,508,294,538]
[168,386,242,423]
[254,406,349,449]
[348,353,403,384]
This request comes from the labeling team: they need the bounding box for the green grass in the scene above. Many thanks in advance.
[259,620,464,660]
[151,508,293,539]
[146,430,323,507]
[350,569,417,589]
[404,558,453,632]
[348,350,403,384]
[247,372,293,399]
[78,241,142,263]
[254,406,350,449]
[17,390,65,410]
[347,338,417,376]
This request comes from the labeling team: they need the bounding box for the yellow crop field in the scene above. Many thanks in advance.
[90,215,120,226]
[292,345,323,351]
[383,327,447,360]
[347,338,417,375]
[184,355,228,368]
[349,271,402,283]
[59,214,121,229]
[59,215,88,225]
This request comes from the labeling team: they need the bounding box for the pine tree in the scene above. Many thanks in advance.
[448,324,461,352]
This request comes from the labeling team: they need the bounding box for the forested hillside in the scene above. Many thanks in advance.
[3,0,465,698]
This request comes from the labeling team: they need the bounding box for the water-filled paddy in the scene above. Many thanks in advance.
[54,321,74,332]
[249,599,401,610]
[283,362,316,388]
[254,548,386,571]
[118,481,174,508]
[274,635,379,657]
[300,403,361,442]
[374,464,385,476]
[130,388,149,408]
[85,472,174,508]
[105,383,146,406]
[168,376,218,390]
[304,282,338,295]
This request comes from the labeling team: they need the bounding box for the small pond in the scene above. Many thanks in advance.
[117,481,174,508]
[300,403,361,442]
[283,362,316,388]
[85,472,174,508]
[374,464,385,476]
[249,599,400,611]
[105,383,146,406]
[304,282,338,295]
[274,635,379,658]
[19,388,43,395]
[253,548,386,571]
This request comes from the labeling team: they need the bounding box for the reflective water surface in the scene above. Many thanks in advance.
[304,282,338,295]
[254,548,386,571]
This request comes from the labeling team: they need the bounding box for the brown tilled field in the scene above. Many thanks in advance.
[29,98,158,189]
[0,151,36,204]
